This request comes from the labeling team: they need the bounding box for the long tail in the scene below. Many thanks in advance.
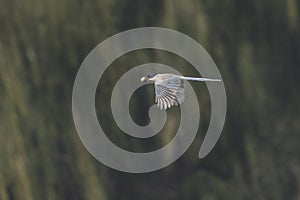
[180,76,221,82]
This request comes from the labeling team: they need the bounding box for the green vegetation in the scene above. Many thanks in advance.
[0,0,299,199]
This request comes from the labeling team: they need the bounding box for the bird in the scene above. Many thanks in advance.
[141,73,221,110]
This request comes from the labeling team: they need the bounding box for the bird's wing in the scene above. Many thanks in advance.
[154,76,185,110]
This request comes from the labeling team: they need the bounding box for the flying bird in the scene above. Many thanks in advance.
[141,73,221,110]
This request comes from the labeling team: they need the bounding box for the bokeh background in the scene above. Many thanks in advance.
[1,0,300,199]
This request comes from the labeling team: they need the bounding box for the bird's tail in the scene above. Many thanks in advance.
[181,76,221,82]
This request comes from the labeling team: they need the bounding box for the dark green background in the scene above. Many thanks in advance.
[0,0,299,199]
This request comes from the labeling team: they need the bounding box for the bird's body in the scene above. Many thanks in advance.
[141,73,220,110]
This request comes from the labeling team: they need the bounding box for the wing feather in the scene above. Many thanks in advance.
[154,76,185,110]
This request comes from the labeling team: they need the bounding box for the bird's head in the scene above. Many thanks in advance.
[140,73,157,82]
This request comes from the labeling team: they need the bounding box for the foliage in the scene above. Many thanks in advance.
[0,0,299,199]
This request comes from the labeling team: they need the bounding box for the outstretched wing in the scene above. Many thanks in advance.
[154,76,185,110]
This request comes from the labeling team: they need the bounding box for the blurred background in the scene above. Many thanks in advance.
[1,0,300,199]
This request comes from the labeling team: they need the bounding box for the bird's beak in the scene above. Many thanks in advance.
[140,76,148,83]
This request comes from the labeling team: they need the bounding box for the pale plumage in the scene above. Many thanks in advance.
[141,73,220,110]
